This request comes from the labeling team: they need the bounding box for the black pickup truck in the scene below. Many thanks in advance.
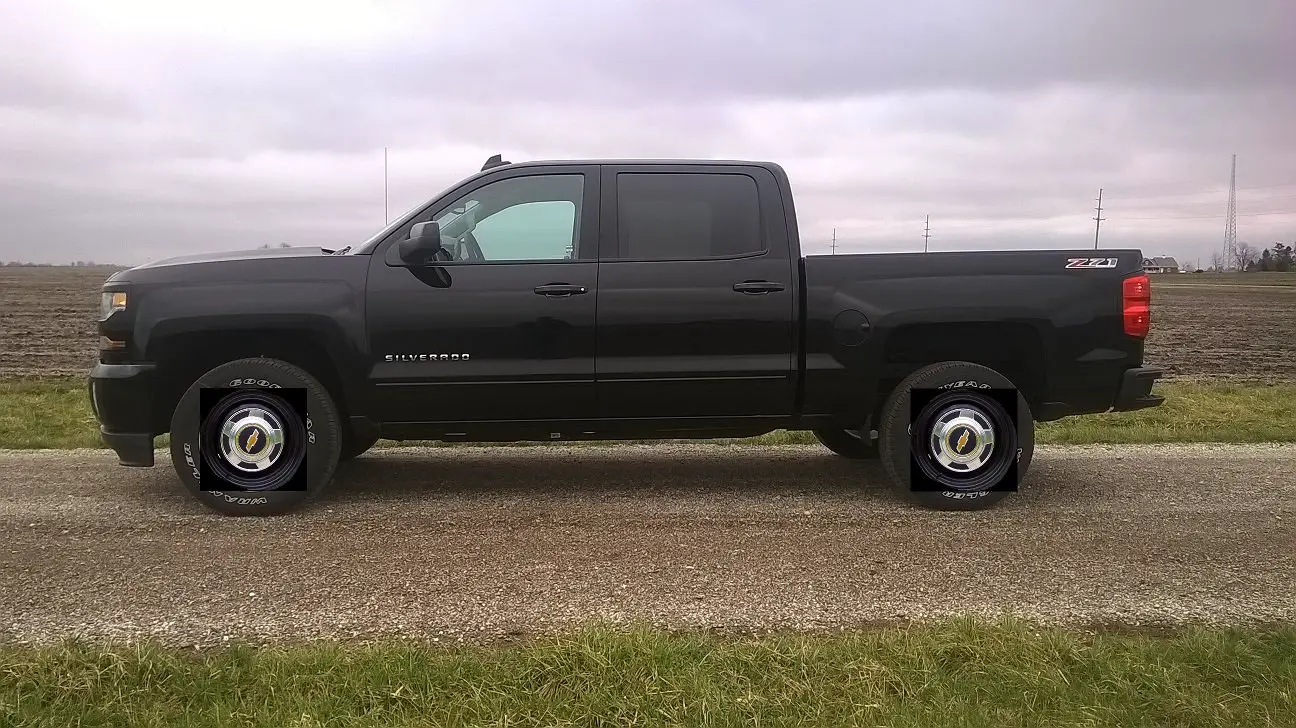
[89,156,1163,516]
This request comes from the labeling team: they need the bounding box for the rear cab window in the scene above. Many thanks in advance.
[614,172,764,260]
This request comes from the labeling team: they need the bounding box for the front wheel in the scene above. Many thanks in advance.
[168,358,342,516]
[877,361,1034,511]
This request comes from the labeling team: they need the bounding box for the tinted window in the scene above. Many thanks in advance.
[616,173,762,260]
[431,174,583,262]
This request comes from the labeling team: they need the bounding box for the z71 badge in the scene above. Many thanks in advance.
[1065,257,1119,269]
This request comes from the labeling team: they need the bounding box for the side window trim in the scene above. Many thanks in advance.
[605,250,769,264]
[381,166,600,267]
[603,168,769,263]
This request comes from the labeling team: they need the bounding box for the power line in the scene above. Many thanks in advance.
[1099,178,1296,196]
[1116,209,1296,221]
[1109,183,1296,201]
[1107,193,1296,212]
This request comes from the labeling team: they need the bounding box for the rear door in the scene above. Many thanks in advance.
[594,165,797,420]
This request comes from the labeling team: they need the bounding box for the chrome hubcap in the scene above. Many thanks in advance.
[219,407,286,472]
[928,406,995,473]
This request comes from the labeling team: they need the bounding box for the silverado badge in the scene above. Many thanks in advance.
[384,354,470,362]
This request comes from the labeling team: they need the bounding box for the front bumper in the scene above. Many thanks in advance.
[1111,366,1164,412]
[89,362,158,467]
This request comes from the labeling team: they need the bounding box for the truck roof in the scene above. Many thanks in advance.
[479,156,783,172]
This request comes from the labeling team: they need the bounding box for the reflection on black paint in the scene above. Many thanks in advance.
[516,316,572,359]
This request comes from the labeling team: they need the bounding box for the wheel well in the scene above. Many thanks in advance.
[148,330,349,434]
[878,321,1046,416]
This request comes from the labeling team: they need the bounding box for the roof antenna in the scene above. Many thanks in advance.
[481,154,510,171]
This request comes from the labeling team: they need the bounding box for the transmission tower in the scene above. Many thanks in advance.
[923,215,931,252]
[1224,153,1237,270]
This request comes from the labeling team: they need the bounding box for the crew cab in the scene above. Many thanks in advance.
[89,156,1163,516]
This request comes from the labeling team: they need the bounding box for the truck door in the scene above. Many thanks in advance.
[594,165,797,420]
[365,165,600,424]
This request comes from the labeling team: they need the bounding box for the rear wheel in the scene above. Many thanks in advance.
[168,358,342,516]
[812,426,880,459]
[878,361,1034,511]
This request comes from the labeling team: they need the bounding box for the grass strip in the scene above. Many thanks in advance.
[2,379,1294,450]
[2,620,1294,727]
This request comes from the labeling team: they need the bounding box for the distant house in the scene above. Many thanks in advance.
[1142,256,1180,274]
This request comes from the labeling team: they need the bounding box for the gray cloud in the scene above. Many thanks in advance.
[0,0,1293,266]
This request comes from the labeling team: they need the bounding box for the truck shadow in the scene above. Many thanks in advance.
[113,447,1057,515]
[325,447,889,500]
[314,447,1060,513]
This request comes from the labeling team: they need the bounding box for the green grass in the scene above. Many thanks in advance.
[0,379,110,449]
[2,620,1293,727]
[1035,380,1296,444]
[4,378,1295,450]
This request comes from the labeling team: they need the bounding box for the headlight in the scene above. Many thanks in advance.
[100,291,127,319]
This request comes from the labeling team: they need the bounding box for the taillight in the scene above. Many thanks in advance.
[1123,273,1151,338]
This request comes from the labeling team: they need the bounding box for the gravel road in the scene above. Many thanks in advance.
[2,444,1293,646]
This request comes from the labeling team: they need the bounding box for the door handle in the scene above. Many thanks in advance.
[534,283,588,297]
[732,281,785,295]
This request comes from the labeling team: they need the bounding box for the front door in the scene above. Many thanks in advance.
[366,166,600,424]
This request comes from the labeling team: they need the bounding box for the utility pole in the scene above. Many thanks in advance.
[831,228,836,255]
[923,215,931,253]
[1224,153,1237,270]
[1093,188,1104,249]
[383,147,389,225]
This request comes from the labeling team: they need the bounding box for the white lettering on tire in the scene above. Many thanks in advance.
[938,380,992,390]
[228,378,280,388]
[942,491,991,499]
[183,442,200,481]
[206,491,268,505]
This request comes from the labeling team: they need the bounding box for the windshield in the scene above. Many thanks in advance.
[348,186,488,255]
[349,200,427,254]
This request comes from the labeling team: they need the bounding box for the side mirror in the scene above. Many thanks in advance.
[397,221,442,265]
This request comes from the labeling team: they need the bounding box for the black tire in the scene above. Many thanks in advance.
[878,361,1034,511]
[812,426,880,459]
[168,358,342,516]
[339,430,380,462]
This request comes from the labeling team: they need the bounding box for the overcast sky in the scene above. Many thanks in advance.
[2,0,1293,266]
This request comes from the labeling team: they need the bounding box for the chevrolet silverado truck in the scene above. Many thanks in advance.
[89,156,1164,516]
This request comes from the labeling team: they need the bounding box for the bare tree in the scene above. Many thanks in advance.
[1234,242,1258,271]
[1209,250,1224,271]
